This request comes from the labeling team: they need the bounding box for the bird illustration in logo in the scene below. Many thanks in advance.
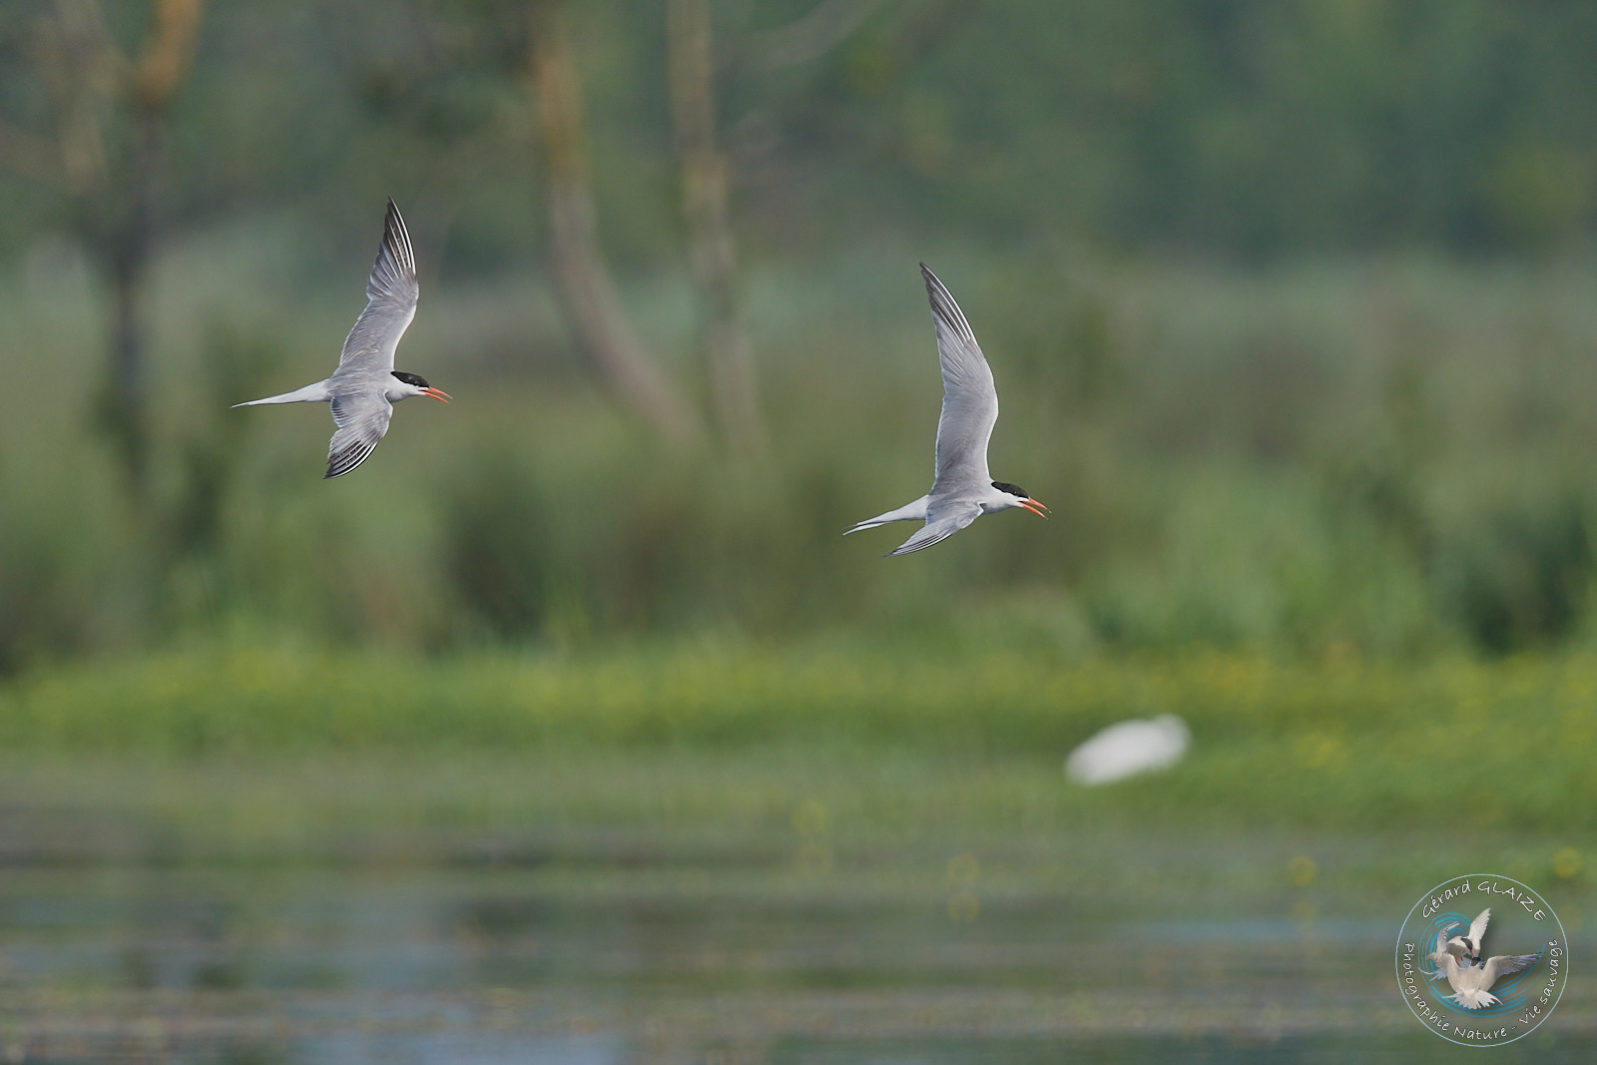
[1427,908,1540,1009]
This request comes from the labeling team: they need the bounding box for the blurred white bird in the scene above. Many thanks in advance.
[1064,714,1190,786]
[1427,913,1539,1009]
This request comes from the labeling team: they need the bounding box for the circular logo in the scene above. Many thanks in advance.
[1394,873,1568,1045]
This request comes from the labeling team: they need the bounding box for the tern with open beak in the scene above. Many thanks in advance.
[845,264,1047,556]
[233,198,449,478]
[1444,907,1494,968]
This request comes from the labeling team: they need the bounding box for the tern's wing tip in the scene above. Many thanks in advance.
[324,450,373,479]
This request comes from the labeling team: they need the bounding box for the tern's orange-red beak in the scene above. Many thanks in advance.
[422,387,451,403]
[1020,498,1049,518]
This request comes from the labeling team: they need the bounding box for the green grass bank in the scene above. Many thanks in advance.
[4,642,1595,837]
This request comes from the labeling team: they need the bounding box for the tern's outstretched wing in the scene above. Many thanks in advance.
[1467,909,1492,951]
[334,198,419,379]
[1427,926,1463,984]
[887,503,982,557]
[1481,952,1539,985]
[921,264,997,496]
[325,391,394,479]
[1430,925,1459,963]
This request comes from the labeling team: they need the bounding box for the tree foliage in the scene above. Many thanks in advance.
[5,0,1597,264]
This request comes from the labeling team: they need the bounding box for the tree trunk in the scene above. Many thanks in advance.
[528,5,700,445]
[102,216,150,493]
[98,107,164,496]
[95,0,207,500]
[668,0,762,452]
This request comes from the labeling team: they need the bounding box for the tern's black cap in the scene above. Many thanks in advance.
[392,371,432,388]
[992,480,1031,499]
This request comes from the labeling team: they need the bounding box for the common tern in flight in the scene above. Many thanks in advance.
[233,198,449,478]
[1427,909,1540,1009]
[845,264,1047,556]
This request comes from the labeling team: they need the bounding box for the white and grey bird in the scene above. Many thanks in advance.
[1427,912,1540,1010]
[845,264,1047,556]
[1064,714,1191,786]
[1445,907,1494,967]
[233,198,449,478]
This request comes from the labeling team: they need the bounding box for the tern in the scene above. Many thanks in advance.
[1427,912,1539,1009]
[1445,908,1494,967]
[845,264,1047,556]
[233,198,449,478]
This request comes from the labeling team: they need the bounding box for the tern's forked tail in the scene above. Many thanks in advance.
[231,380,332,408]
[844,495,929,535]
[1450,989,1500,1010]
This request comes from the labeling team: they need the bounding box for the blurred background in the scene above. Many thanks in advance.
[4,1,1597,1061]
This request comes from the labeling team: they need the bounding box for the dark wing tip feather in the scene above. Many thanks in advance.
[886,524,958,557]
[1497,953,1541,976]
[367,198,417,302]
[324,439,378,479]
[918,262,977,346]
[384,198,415,271]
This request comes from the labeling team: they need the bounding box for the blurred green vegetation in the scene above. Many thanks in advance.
[6,2,1597,673]
[11,1,1597,259]
[9,11,1597,1047]
[5,639,1597,834]
[9,245,1597,667]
